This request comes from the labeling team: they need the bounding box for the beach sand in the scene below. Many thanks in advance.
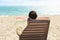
[0,15,59,40]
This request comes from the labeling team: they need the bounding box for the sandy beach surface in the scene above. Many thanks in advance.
[0,15,59,40]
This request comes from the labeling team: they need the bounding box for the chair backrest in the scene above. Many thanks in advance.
[20,17,50,40]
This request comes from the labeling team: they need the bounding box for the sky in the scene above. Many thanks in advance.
[0,0,60,6]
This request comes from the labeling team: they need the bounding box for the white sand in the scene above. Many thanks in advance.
[0,15,59,40]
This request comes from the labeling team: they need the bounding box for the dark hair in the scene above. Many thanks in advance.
[29,11,37,19]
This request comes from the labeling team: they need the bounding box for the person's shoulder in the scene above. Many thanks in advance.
[27,18,30,20]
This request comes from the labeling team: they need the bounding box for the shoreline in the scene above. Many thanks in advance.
[0,15,59,17]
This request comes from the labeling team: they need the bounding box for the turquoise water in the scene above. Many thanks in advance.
[0,6,43,16]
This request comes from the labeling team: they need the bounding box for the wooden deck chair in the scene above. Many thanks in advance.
[20,17,50,40]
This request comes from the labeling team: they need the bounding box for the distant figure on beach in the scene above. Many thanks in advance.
[28,11,37,20]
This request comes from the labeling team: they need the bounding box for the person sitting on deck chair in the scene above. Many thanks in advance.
[16,11,37,36]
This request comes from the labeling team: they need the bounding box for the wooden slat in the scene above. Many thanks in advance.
[21,38,45,40]
[22,34,47,37]
[29,24,48,26]
[28,24,49,26]
[27,25,48,28]
[22,32,47,36]
[23,31,47,33]
[21,36,47,40]
[29,20,49,23]
[25,27,48,30]
[29,23,48,26]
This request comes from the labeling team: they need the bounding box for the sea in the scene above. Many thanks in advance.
[0,6,50,16]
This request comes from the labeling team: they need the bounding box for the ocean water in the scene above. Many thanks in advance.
[0,6,47,16]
